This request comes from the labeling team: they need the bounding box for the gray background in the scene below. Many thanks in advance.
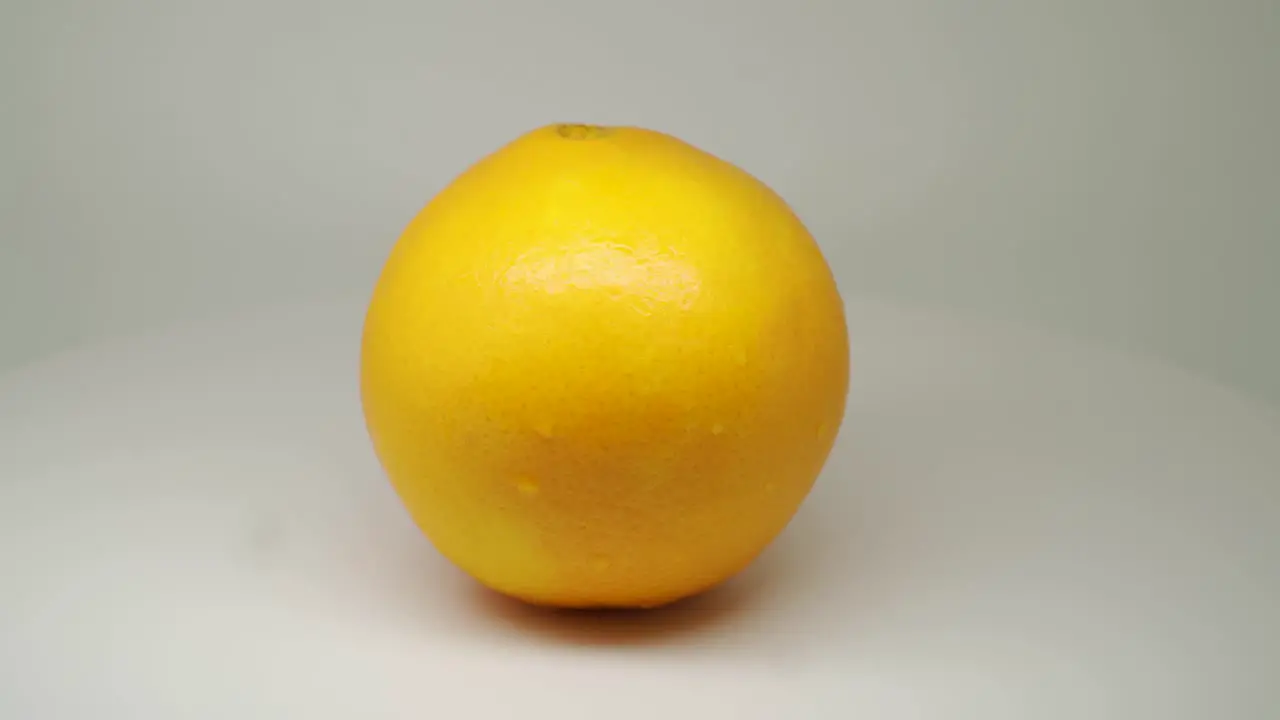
[5,0,1278,404]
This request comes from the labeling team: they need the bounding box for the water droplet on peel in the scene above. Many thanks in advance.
[711,423,725,435]
[534,418,555,438]
[515,477,540,497]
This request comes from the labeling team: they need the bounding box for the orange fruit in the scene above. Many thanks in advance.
[360,123,848,608]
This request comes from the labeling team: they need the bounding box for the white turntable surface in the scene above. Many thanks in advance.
[2,297,1276,718]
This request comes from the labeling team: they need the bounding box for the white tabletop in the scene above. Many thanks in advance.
[2,296,1276,718]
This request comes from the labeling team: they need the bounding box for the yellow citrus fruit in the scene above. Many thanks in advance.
[360,123,849,609]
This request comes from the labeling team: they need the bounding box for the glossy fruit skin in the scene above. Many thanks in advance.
[360,124,848,609]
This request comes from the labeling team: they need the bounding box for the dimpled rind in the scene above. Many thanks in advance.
[360,124,849,608]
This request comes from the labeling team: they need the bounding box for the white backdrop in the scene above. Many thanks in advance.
[5,0,1278,405]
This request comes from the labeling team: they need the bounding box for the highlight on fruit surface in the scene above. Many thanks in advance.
[360,123,849,609]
